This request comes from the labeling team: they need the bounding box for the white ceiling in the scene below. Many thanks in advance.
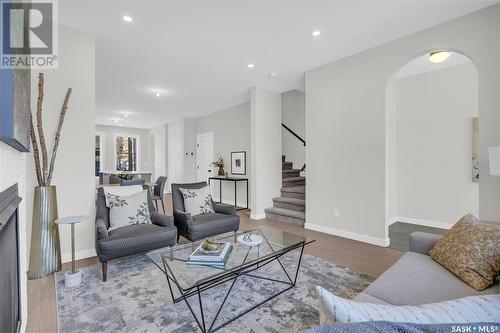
[59,1,496,129]
[395,51,472,79]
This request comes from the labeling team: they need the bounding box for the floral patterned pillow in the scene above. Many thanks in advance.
[106,190,152,230]
[179,186,215,216]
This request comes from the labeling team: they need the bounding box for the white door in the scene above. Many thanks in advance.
[196,133,214,182]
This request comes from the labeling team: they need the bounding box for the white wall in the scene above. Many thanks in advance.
[0,144,28,331]
[95,124,150,173]
[26,24,96,262]
[196,103,251,207]
[25,24,96,262]
[392,63,479,226]
[166,118,197,186]
[250,86,282,219]
[305,5,500,246]
[282,90,306,170]
[183,118,197,183]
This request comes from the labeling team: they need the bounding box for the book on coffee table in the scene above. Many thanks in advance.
[187,245,232,266]
[188,242,232,266]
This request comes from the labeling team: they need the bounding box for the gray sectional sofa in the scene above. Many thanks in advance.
[353,231,499,305]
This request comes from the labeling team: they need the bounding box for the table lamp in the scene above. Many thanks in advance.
[489,146,500,176]
[56,215,88,287]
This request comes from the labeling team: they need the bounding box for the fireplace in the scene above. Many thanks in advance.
[0,184,22,333]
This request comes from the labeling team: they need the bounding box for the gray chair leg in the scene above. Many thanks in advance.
[161,199,166,214]
[234,230,237,242]
[154,200,158,211]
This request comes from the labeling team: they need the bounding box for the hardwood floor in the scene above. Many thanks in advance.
[26,194,403,333]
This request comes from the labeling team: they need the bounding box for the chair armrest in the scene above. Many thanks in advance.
[213,203,236,215]
[96,218,109,241]
[409,231,443,255]
[173,209,193,226]
[151,211,174,227]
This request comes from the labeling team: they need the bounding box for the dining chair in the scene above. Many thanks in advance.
[120,178,145,186]
[152,176,168,213]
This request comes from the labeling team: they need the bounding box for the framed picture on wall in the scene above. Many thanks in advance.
[231,151,246,175]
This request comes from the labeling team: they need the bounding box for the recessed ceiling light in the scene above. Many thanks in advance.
[269,72,278,78]
[247,63,255,69]
[123,113,128,118]
[312,30,321,37]
[119,123,123,127]
[114,119,119,124]
[156,92,160,97]
[429,51,450,64]
[122,15,133,23]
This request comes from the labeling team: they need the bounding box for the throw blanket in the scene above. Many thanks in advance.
[302,322,500,333]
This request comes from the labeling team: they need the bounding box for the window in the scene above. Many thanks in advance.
[116,136,138,171]
[95,132,105,176]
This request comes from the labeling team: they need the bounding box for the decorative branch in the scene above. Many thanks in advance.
[47,88,72,185]
[36,73,48,184]
[29,112,43,186]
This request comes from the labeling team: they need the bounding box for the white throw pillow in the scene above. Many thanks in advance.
[106,190,152,230]
[179,186,215,216]
[317,286,500,325]
[102,185,144,207]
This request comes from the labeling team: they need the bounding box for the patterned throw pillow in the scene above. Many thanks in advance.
[179,186,215,216]
[316,286,500,325]
[106,190,152,230]
[429,214,500,291]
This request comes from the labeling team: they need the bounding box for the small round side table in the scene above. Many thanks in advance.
[56,216,88,287]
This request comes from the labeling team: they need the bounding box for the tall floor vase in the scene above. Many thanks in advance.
[28,186,62,279]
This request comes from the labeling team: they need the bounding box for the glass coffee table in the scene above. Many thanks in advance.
[147,225,313,333]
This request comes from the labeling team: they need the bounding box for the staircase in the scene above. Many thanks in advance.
[264,155,305,227]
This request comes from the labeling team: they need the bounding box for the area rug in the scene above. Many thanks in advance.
[55,251,374,333]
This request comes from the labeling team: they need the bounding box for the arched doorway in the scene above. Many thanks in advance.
[385,50,479,250]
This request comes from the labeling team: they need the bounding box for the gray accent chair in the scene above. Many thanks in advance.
[95,186,177,281]
[171,181,240,242]
[120,178,145,186]
[152,176,168,213]
[353,231,499,305]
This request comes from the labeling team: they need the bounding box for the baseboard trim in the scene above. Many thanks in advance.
[391,216,453,230]
[387,217,399,226]
[61,248,96,264]
[304,223,390,247]
[250,212,266,220]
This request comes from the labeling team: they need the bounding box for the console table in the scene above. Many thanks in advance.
[208,177,248,210]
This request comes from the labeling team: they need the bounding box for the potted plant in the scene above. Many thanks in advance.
[212,155,225,176]
[28,73,72,279]
[117,171,134,180]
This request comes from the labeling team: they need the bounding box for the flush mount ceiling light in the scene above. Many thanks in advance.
[312,30,321,37]
[247,63,255,69]
[122,15,133,23]
[429,51,450,64]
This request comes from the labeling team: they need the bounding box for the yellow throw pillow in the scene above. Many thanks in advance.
[430,214,500,291]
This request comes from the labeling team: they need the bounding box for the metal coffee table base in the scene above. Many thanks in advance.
[161,242,305,333]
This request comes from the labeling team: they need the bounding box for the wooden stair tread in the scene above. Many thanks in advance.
[281,185,305,193]
[272,197,305,205]
[264,207,305,219]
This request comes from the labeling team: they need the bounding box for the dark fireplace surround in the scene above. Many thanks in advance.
[0,184,22,333]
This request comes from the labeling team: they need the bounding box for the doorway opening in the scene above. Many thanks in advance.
[385,50,479,250]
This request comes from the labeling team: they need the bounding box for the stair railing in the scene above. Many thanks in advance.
[282,123,305,146]
[282,123,306,172]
